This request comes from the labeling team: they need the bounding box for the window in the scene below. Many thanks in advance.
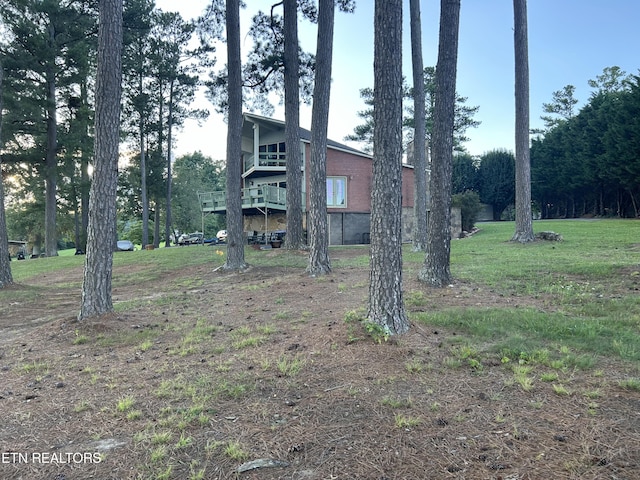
[327,177,347,207]
[258,142,287,164]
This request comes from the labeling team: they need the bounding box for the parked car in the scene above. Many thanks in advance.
[116,240,135,251]
[177,232,204,245]
[216,230,227,242]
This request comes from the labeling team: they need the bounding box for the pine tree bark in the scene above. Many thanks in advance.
[44,21,58,257]
[79,80,91,252]
[164,80,174,248]
[368,0,409,335]
[223,0,247,271]
[78,0,123,320]
[418,0,460,287]
[306,0,335,276]
[0,62,14,288]
[511,0,534,242]
[283,0,304,249]
[410,0,428,252]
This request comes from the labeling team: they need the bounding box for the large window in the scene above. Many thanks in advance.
[258,142,286,165]
[327,177,346,207]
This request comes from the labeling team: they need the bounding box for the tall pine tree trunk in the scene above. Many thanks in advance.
[140,105,149,247]
[307,0,334,276]
[0,61,14,288]
[410,0,428,252]
[223,0,247,270]
[511,0,534,242]
[165,79,174,248]
[283,0,304,249]
[153,201,160,247]
[368,0,409,335]
[45,22,58,257]
[418,0,460,287]
[80,79,91,252]
[79,0,123,320]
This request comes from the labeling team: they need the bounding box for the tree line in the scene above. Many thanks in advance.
[531,66,640,219]
[0,0,221,256]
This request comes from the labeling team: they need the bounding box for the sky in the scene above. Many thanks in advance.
[154,0,640,161]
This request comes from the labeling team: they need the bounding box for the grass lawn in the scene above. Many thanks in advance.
[1,219,639,480]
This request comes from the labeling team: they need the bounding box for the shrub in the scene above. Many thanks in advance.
[452,190,482,232]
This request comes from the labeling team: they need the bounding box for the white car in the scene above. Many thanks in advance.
[216,230,227,242]
[116,240,135,251]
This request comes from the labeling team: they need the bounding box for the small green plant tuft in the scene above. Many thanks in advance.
[344,308,366,323]
[156,465,173,480]
[404,359,423,374]
[540,372,558,382]
[126,410,142,421]
[618,378,640,391]
[382,396,413,409]
[74,401,92,413]
[552,384,572,396]
[394,414,422,428]
[363,321,391,344]
[276,355,306,376]
[175,433,193,449]
[21,361,49,374]
[73,333,89,345]
[151,431,173,445]
[150,446,167,463]
[116,395,135,413]
[224,441,248,460]
[406,290,428,307]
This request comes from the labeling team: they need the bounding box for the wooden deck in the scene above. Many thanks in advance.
[198,185,287,214]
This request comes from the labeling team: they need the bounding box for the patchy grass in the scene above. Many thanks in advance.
[1,220,640,479]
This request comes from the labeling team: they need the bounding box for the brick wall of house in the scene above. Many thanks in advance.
[306,145,415,213]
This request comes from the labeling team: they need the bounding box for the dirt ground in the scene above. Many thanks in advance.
[0,247,638,480]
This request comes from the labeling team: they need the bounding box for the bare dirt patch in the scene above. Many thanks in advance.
[0,248,638,479]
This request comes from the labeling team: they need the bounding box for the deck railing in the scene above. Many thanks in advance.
[243,154,288,173]
[199,185,287,212]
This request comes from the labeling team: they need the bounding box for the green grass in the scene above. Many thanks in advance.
[394,414,422,428]
[276,354,306,376]
[618,378,640,391]
[409,220,640,367]
[4,220,639,403]
[414,306,639,362]
[7,221,640,479]
[447,220,640,285]
[116,395,135,413]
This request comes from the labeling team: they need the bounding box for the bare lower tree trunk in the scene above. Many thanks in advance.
[44,45,58,257]
[307,0,334,276]
[368,0,409,335]
[511,0,534,242]
[0,171,11,288]
[165,79,174,248]
[153,201,160,247]
[140,128,149,247]
[410,0,428,252]
[418,0,460,287]
[223,0,247,271]
[283,0,304,249]
[0,62,14,288]
[78,0,123,320]
[80,80,91,253]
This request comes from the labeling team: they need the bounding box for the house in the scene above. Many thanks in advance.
[198,113,416,245]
